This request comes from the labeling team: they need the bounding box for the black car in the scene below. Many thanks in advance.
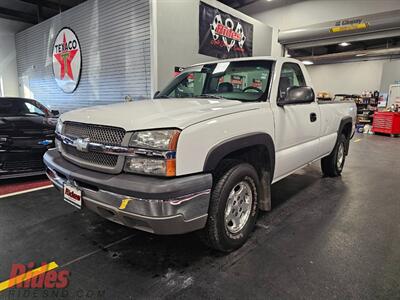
[0,97,59,179]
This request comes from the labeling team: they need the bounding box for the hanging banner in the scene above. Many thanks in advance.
[199,2,253,59]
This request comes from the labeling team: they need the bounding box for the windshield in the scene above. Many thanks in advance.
[157,60,273,102]
[0,98,48,117]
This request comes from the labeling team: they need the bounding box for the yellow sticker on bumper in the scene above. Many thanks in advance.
[119,199,131,210]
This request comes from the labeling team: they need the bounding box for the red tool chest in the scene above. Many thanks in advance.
[372,112,400,136]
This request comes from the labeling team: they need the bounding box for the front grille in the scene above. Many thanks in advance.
[3,160,43,171]
[61,122,126,170]
[63,122,125,146]
[63,144,119,168]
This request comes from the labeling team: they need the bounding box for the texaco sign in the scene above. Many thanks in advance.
[52,28,82,93]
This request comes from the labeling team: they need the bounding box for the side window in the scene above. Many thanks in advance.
[278,63,306,100]
[24,102,45,116]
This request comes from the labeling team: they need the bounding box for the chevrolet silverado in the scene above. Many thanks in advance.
[44,57,356,252]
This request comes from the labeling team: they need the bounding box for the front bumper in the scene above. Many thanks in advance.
[44,149,212,234]
[0,151,46,179]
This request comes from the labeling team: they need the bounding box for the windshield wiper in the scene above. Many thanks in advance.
[198,94,226,100]
[155,95,170,99]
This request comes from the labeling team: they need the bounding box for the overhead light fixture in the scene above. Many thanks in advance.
[339,42,351,47]
[356,53,367,57]
[302,60,314,65]
[267,0,274,2]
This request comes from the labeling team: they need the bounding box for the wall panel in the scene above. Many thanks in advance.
[16,0,151,112]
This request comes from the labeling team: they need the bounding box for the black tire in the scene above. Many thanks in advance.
[321,134,347,177]
[199,161,259,252]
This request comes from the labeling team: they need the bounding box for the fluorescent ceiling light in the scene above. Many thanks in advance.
[302,60,314,65]
[339,42,351,47]
[356,53,367,57]
[267,0,273,2]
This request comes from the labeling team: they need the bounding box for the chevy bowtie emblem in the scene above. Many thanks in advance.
[38,139,52,146]
[74,138,90,152]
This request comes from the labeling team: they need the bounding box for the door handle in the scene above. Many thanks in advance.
[310,113,317,122]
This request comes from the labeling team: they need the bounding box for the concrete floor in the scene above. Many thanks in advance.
[0,133,399,299]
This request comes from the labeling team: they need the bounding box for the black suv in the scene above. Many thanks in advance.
[0,97,58,179]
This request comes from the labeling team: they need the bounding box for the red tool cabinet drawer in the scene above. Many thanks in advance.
[372,112,400,135]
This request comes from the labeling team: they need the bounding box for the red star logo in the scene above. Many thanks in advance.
[54,33,78,80]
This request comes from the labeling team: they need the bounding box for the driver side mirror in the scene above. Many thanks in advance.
[153,91,160,98]
[278,86,315,106]
[51,110,60,116]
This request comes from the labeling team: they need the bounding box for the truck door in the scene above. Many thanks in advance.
[272,62,321,181]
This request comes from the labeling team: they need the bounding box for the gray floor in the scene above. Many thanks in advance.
[0,133,399,299]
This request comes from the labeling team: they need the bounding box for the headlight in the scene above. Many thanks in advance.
[55,119,63,151]
[128,129,180,150]
[56,119,63,134]
[124,129,180,176]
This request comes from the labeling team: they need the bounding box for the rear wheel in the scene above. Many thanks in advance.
[321,134,347,177]
[199,161,259,252]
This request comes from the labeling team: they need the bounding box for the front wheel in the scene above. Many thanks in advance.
[199,162,260,252]
[321,134,347,177]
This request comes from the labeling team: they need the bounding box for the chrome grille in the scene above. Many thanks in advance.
[63,144,119,168]
[61,122,126,171]
[63,122,125,146]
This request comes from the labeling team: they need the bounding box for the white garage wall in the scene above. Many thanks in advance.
[380,60,400,93]
[240,0,400,95]
[241,0,400,57]
[307,60,386,96]
[153,0,273,91]
[0,18,29,96]
[16,0,151,112]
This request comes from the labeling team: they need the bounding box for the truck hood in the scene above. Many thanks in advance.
[61,99,259,131]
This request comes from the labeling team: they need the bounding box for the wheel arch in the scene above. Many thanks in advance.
[203,133,275,212]
[338,117,353,155]
[203,133,275,177]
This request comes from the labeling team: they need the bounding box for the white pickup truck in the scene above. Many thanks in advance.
[44,57,356,252]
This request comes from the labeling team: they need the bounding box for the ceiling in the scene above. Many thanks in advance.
[0,0,306,25]
[224,0,306,12]
[0,0,87,24]
[218,0,262,9]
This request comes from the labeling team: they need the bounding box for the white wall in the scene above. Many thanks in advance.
[307,60,386,96]
[241,0,400,95]
[241,0,400,57]
[380,60,400,93]
[154,0,273,91]
[16,0,151,112]
[0,18,29,96]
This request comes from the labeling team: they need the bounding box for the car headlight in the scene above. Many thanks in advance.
[55,119,63,151]
[56,119,63,134]
[124,129,180,176]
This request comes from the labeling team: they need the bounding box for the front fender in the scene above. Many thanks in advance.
[203,132,275,179]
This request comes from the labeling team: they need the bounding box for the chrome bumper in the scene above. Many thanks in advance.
[44,149,212,235]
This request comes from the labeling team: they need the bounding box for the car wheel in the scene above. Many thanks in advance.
[321,134,347,177]
[199,161,259,252]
